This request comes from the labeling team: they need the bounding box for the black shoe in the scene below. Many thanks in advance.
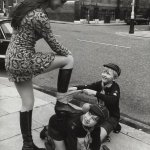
[20,111,46,150]
[45,136,55,150]
[103,136,111,143]
[40,126,48,140]
[113,123,121,133]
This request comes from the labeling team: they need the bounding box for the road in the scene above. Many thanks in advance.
[1,24,150,125]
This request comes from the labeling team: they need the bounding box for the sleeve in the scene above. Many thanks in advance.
[34,11,70,56]
[76,81,101,91]
[96,84,120,105]
[90,127,101,150]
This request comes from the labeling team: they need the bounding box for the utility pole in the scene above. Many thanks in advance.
[87,0,92,24]
[87,8,90,24]
[116,0,120,19]
[129,0,135,34]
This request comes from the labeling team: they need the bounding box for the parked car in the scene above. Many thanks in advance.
[125,15,149,25]
[0,19,12,69]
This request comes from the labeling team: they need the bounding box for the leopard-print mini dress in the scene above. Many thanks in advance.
[5,8,70,82]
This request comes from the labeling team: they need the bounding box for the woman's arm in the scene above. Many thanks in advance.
[34,10,71,56]
[96,86,120,105]
[73,81,101,91]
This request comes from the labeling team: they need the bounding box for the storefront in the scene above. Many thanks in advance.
[77,0,118,21]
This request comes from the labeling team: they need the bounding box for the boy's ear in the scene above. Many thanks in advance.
[113,71,119,80]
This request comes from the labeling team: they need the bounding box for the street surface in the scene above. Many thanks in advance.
[1,24,150,125]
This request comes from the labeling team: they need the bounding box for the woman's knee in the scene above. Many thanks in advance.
[63,55,74,69]
[100,127,107,141]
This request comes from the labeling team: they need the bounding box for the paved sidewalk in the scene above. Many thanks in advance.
[0,77,150,150]
[116,31,150,39]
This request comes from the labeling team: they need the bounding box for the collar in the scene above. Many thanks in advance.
[102,81,113,89]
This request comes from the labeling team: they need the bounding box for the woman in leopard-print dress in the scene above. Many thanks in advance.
[5,0,76,150]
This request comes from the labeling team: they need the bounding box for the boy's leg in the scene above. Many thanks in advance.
[100,127,108,142]
[53,140,66,150]
[100,121,114,142]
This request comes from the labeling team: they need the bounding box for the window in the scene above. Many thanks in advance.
[1,22,13,39]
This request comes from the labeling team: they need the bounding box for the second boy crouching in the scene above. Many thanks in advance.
[46,104,109,150]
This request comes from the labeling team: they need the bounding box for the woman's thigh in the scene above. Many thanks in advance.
[43,55,74,73]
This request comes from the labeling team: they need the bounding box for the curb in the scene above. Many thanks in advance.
[50,20,126,26]
[116,32,150,39]
[33,84,150,134]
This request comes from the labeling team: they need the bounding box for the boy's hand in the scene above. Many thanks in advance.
[68,87,78,91]
[83,89,97,96]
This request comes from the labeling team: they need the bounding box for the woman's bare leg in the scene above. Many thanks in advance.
[15,80,34,112]
[15,80,45,149]
[53,140,66,150]
[100,127,107,142]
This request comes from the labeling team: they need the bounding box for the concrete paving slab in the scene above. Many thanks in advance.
[35,127,44,133]
[0,108,8,117]
[0,97,48,113]
[33,104,55,126]
[0,86,20,99]
[0,77,15,87]
[121,124,150,145]
[0,130,45,150]
[0,84,7,88]
[105,132,150,150]
[0,112,42,141]
[34,89,56,104]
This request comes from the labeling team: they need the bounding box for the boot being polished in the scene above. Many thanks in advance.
[55,69,81,116]
[20,111,45,150]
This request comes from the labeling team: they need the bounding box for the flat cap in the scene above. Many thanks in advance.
[103,63,121,76]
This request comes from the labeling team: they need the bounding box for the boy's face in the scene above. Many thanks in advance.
[81,111,99,127]
[101,67,115,84]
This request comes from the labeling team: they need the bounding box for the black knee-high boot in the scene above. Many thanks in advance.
[55,69,81,116]
[20,111,45,150]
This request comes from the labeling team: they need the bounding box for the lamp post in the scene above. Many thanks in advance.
[87,0,92,24]
[129,0,135,34]
[116,0,120,20]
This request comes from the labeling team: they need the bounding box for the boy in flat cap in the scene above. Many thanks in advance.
[46,104,109,150]
[69,63,121,143]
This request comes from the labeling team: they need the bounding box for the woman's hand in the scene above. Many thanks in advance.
[68,87,78,92]
[83,89,97,96]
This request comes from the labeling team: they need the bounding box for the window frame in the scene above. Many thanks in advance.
[0,26,5,40]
